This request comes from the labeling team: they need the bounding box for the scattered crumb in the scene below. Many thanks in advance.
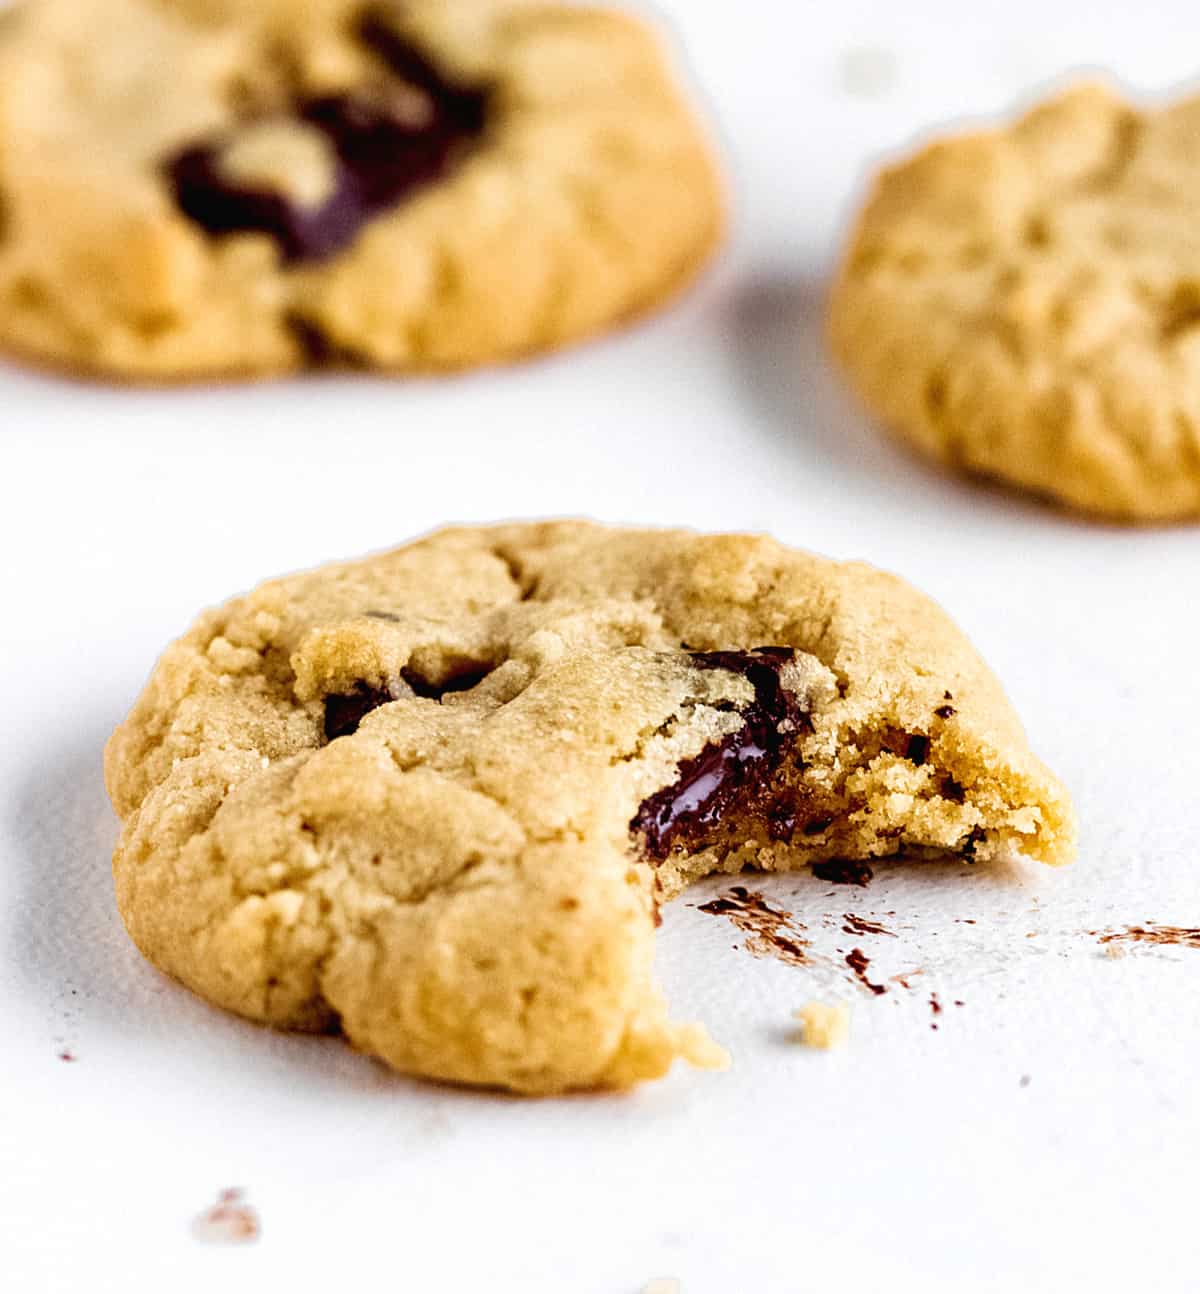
[953,1000,964,1008]
[192,1189,260,1245]
[1103,943,1127,961]
[794,1001,851,1050]
[642,1281,681,1294]
[1019,1075,1032,1088]
[57,1049,76,1063]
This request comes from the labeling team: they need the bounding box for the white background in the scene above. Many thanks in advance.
[4,2,1199,1290]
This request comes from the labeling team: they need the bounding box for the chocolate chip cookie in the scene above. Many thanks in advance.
[0,0,722,379]
[830,83,1200,521]
[105,522,1075,1093]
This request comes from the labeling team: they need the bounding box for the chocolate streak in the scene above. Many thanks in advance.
[1095,924,1200,950]
[845,947,887,996]
[696,885,810,966]
[167,19,488,263]
[631,648,810,861]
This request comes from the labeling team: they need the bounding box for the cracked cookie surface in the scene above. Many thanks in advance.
[829,83,1200,522]
[0,0,721,380]
[105,522,1075,1093]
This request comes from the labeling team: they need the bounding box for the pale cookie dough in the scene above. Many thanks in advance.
[829,82,1200,522]
[104,522,1075,1094]
[0,0,722,380]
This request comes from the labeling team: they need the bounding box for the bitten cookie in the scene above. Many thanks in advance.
[0,0,722,380]
[105,522,1075,1093]
[829,82,1200,522]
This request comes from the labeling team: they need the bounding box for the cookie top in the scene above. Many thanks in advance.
[0,0,721,379]
[105,522,1074,1093]
[829,83,1200,522]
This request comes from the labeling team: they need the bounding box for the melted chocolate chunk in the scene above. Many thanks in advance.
[934,704,957,719]
[904,734,930,765]
[323,681,394,740]
[630,648,810,861]
[167,22,487,264]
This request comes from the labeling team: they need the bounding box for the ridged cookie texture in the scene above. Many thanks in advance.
[830,83,1200,522]
[105,523,1075,1093]
[0,0,722,380]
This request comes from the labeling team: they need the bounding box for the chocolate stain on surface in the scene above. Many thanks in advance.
[696,885,810,966]
[1094,924,1200,950]
[57,1049,76,1063]
[842,913,895,938]
[845,948,886,996]
[929,992,942,1030]
[192,1189,260,1245]
[812,859,874,887]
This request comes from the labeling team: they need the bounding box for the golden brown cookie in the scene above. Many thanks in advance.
[830,83,1200,522]
[0,0,722,380]
[105,522,1075,1093]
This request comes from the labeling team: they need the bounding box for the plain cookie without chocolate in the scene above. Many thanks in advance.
[830,83,1200,522]
[0,0,722,380]
[105,522,1075,1093]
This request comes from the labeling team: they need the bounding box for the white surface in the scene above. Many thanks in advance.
[3,2,1199,1290]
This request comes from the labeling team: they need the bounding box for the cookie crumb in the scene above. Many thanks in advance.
[794,1001,850,1050]
[1103,943,1126,960]
[676,1023,731,1073]
[642,1280,681,1294]
[192,1189,260,1245]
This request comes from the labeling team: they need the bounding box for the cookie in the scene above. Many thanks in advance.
[0,0,721,380]
[104,522,1075,1093]
[829,83,1200,522]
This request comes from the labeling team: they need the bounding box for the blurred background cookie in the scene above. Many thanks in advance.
[0,0,723,380]
[830,82,1200,522]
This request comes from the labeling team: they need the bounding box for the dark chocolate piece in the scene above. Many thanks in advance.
[812,858,874,887]
[630,649,809,860]
[941,776,966,803]
[323,682,394,741]
[323,662,490,740]
[400,664,491,700]
[167,22,487,263]
[904,734,930,765]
